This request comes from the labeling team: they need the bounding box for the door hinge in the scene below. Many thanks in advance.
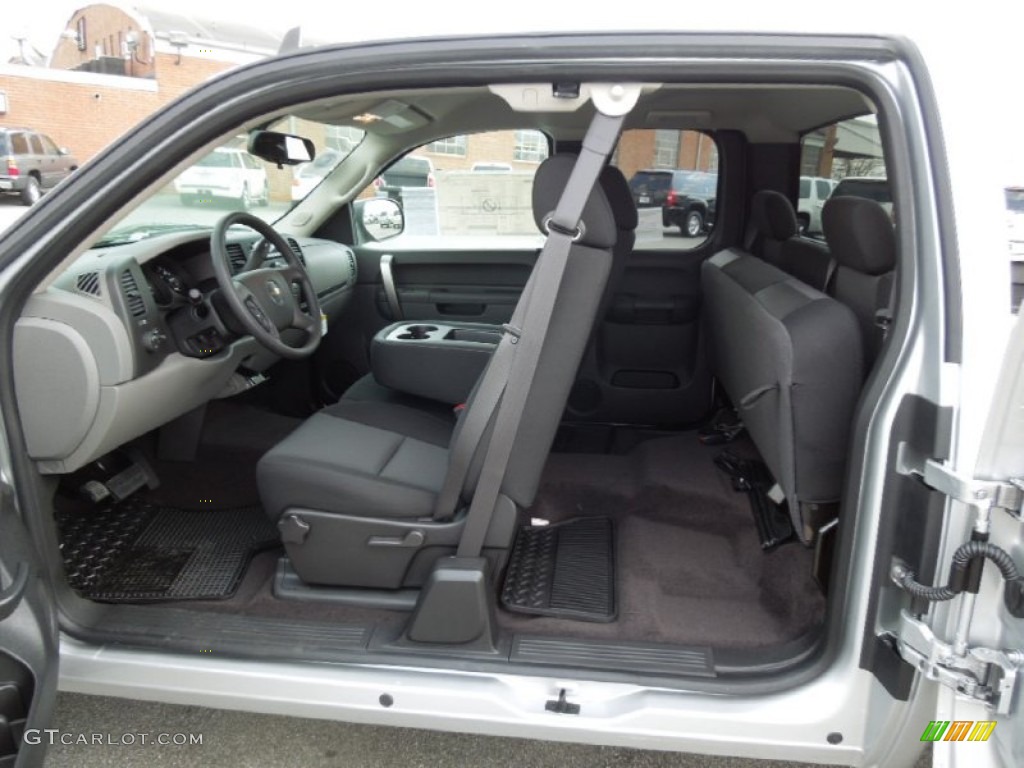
[888,610,1024,714]
[898,446,1024,521]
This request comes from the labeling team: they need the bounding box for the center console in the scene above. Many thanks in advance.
[371,321,502,404]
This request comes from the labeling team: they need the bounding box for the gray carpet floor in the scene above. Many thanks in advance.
[497,435,825,648]
[60,401,825,651]
[177,426,824,650]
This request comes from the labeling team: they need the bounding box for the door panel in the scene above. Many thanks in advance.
[570,249,712,425]
[0,480,58,767]
[363,247,535,325]
[322,233,714,427]
[378,254,533,323]
[314,244,537,400]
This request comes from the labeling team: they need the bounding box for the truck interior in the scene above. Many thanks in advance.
[12,56,902,685]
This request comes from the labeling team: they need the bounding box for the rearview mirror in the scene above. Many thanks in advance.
[355,198,404,241]
[248,130,315,166]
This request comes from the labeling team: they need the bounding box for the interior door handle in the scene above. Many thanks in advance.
[380,254,403,320]
[0,562,29,621]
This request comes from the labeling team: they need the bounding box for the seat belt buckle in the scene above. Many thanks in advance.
[502,323,522,344]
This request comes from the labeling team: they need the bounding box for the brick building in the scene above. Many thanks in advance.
[417,127,718,185]
[0,3,278,163]
[0,3,722,201]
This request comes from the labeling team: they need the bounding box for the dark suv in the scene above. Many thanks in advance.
[629,169,717,236]
[0,127,78,206]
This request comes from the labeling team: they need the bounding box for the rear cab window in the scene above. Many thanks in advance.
[359,128,719,252]
[800,116,890,240]
[616,129,720,251]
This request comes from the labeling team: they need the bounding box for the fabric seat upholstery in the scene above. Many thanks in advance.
[821,195,897,370]
[749,189,834,291]
[258,400,454,521]
[257,154,617,588]
[701,247,864,542]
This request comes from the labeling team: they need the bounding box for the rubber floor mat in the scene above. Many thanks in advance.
[57,498,278,602]
[501,517,616,622]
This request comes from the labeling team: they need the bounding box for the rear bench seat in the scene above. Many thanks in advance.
[749,189,834,292]
[701,248,864,542]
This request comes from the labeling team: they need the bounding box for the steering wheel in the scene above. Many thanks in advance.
[211,212,322,360]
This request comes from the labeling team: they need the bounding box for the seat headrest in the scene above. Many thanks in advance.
[751,190,799,241]
[822,196,897,276]
[532,154,618,249]
[599,165,638,232]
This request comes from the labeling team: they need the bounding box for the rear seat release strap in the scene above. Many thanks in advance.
[441,111,626,553]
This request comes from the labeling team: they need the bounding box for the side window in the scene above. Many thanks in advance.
[28,135,44,155]
[1008,187,1024,312]
[39,135,60,155]
[357,130,550,244]
[615,129,719,251]
[11,133,29,155]
[800,116,889,239]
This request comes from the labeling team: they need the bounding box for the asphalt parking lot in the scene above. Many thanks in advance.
[44,693,932,768]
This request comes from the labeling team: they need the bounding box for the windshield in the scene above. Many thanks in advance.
[97,116,363,246]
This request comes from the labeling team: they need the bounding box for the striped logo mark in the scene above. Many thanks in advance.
[920,721,997,742]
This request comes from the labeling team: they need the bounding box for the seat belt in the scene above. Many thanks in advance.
[432,112,625,556]
[874,270,897,345]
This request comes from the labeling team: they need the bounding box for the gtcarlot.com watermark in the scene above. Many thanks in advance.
[24,729,203,746]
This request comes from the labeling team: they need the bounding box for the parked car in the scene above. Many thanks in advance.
[0,126,78,206]
[374,154,435,201]
[1,21,1023,768]
[174,147,269,208]
[831,175,893,217]
[629,169,717,236]
[471,161,513,172]
[798,175,835,234]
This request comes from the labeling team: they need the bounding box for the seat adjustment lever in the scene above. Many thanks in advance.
[368,530,425,548]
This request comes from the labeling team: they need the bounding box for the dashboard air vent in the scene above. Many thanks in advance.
[119,269,146,317]
[347,251,357,276]
[75,272,101,296]
[226,242,247,273]
[286,238,305,266]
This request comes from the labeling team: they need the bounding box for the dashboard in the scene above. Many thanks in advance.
[14,228,357,474]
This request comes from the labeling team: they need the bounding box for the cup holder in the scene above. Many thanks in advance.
[396,324,438,340]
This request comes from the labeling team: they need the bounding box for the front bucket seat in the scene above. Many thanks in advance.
[257,154,617,589]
